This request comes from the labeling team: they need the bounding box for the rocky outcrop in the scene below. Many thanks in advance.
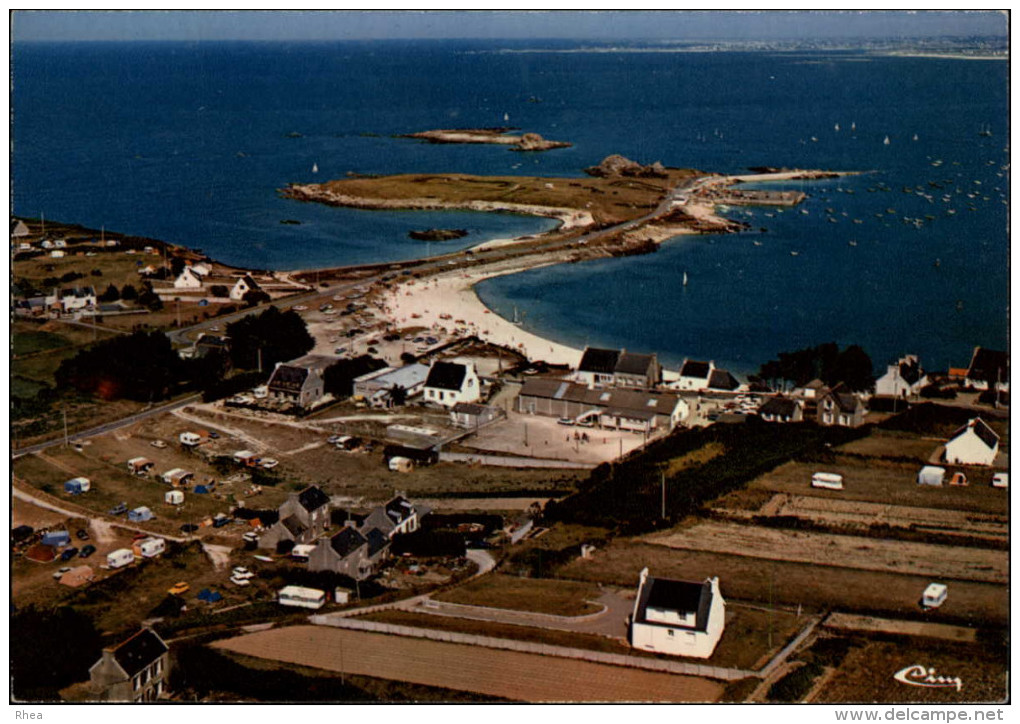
[584,155,669,179]
[408,228,468,242]
[401,128,571,152]
[511,132,572,152]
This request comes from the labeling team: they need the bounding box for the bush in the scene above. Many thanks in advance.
[210,284,229,298]
[766,662,824,702]
[11,606,103,700]
[390,530,466,558]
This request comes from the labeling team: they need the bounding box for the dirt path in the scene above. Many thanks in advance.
[215,626,724,702]
[202,543,233,570]
[172,408,269,451]
[646,522,1007,584]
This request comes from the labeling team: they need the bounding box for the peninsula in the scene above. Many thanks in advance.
[401,127,572,152]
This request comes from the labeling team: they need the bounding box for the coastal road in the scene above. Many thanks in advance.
[11,392,202,458]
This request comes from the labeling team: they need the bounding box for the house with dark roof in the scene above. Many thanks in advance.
[706,369,740,392]
[267,354,333,408]
[875,355,928,398]
[944,417,1000,466]
[758,396,803,423]
[88,628,170,701]
[817,385,867,428]
[575,346,660,389]
[676,359,714,391]
[965,347,1009,392]
[423,360,480,407]
[363,496,424,538]
[259,485,331,549]
[308,525,388,580]
[629,568,725,659]
[230,274,263,301]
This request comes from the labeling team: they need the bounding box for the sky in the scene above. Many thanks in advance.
[10,10,1009,43]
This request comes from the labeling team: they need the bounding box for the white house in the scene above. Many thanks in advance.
[173,266,205,290]
[423,360,480,407]
[190,263,211,276]
[266,354,333,409]
[629,568,725,659]
[47,286,97,312]
[875,355,928,398]
[944,417,1000,466]
[11,218,30,237]
[230,275,263,301]
[675,359,714,391]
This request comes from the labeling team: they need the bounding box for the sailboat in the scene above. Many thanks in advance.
[979,124,992,137]
[682,271,688,287]
[312,163,318,174]
[834,123,840,132]
[883,136,891,146]
[851,121,856,131]
[504,112,510,123]
[912,134,919,142]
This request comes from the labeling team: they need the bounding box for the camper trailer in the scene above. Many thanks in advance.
[992,472,1009,489]
[388,456,414,473]
[165,490,185,506]
[107,548,135,569]
[278,585,326,610]
[134,538,166,558]
[917,465,946,487]
[127,457,155,475]
[921,582,948,610]
[64,477,92,495]
[179,432,202,447]
[233,450,260,467]
[128,506,154,522]
[811,472,844,490]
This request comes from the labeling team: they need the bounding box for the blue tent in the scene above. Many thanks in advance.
[196,588,222,603]
[193,485,210,494]
[41,530,71,548]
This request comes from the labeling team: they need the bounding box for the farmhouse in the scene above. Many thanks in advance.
[630,568,725,659]
[575,347,660,389]
[943,417,1000,466]
[362,495,425,538]
[267,354,333,408]
[423,360,480,407]
[230,274,263,301]
[875,355,928,398]
[516,378,688,431]
[308,525,390,580]
[258,485,331,549]
[675,359,714,391]
[758,396,803,423]
[173,266,206,290]
[816,385,867,428]
[89,628,170,702]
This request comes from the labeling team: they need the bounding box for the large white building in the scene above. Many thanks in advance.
[943,417,1000,466]
[629,568,725,659]
[875,355,928,398]
[173,266,206,290]
[422,360,480,408]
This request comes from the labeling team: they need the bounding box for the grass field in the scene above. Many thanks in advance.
[836,430,945,461]
[433,573,602,616]
[13,250,160,294]
[555,541,1008,627]
[313,169,698,227]
[750,457,1007,515]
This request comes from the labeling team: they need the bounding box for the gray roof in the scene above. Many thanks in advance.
[615,351,657,377]
[297,485,330,512]
[281,515,307,537]
[329,527,367,558]
[108,629,168,677]
[268,365,309,393]
[707,369,739,391]
[680,360,711,379]
[578,347,621,375]
[759,397,799,417]
[367,363,430,389]
[519,378,594,403]
[451,402,492,416]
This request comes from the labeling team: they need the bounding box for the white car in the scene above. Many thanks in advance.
[293,305,308,311]
[150,440,168,449]
[260,458,279,470]
[232,567,254,579]
[53,567,72,580]
[230,575,251,587]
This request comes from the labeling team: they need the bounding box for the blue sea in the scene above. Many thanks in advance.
[12,40,1009,374]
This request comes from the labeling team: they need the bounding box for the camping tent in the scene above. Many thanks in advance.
[197,588,223,603]
[193,485,210,494]
[917,465,946,486]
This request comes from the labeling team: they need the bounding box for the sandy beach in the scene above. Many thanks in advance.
[381,257,584,367]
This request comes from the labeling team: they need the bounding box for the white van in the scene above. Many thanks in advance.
[921,582,948,610]
[179,432,202,447]
[992,472,1009,489]
[107,548,135,569]
[811,472,844,490]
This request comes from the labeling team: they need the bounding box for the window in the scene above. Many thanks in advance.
[667,629,675,637]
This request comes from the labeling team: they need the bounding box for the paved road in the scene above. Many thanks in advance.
[12,393,202,458]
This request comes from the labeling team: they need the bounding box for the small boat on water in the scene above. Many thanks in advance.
[312,163,318,173]
[790,251,800,256]
[848,240,858,246]
[883,136,891,146]
[834,123,840,132]
[504,112,510,122]
[682,271,689,286]
[913,134,919,141]
[979,124,992,137]
[851,121,856,131]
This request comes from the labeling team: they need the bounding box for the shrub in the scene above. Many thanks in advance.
[766,662,824,702]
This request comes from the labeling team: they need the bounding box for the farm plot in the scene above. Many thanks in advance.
[556,542,1008,626]
[773,495,1007,542]
[433,574,602,617]
[816,638,1007,704]
[750,459,1007,515]
[215,625,726,702]
[644,522,1006,584]
[835,431,943,461]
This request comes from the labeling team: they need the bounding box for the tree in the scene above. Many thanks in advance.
[170,256,186,277]
[399,352,416,365]
[120,283,138,301]
[323,355,388,397]
[758,342,873,391]
[389,384,408,407]
[99,283,121,302]
[210,284,229,298]
[137,284,163,311]
[242,289,271,307]
[831,345,874,392]
[226,306,314,371]
[11,606,103,700]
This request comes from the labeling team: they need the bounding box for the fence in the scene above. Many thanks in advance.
[439,451,596,470]
[309,614,751,681]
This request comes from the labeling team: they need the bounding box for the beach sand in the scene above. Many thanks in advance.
[382,258,584,367]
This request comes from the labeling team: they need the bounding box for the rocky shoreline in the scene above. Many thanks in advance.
[401,128,572,152]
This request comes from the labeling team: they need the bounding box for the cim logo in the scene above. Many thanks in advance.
[893,664,963,692]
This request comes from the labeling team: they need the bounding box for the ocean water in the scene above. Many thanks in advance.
[12,40,1009,373]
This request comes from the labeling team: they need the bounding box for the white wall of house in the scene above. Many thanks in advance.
[630,575,725,659]
[173,268,204,290]
[424,364,480,407]
[945,429,998,466]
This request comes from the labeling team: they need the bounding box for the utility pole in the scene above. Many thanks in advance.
[661,469,667,520]
[257,346,263,374]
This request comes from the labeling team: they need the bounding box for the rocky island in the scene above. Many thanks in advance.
[408,228,468,242]
[401,128,572,152]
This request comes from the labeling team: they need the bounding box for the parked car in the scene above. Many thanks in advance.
[260,458,279,470]
[213,516,233,528]
[75,528,90,541]
[557,417,574,426]
[150,440,168,449]
[53,566,72,580]
[229,575,252,587]
[208,431,220,439]
[231,567,254,580]
[79,544,96,558]
[242,532,259,544]
[60,547,80,561]
[168,581,190,596]
[108,502,128,516]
